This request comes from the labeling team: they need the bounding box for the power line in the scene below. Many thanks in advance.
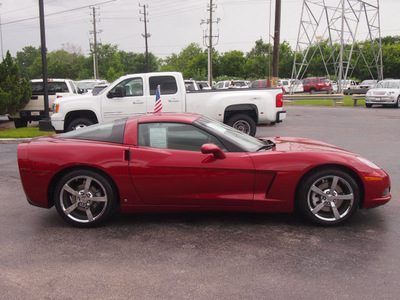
[0,0,116,26]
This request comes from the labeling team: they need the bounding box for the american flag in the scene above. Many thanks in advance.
[154,85,163,113]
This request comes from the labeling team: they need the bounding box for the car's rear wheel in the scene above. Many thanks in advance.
[297,169,360,226]
[227,114,256,136]
[54,170,117,227]
[67,118,94,131]
[310,88,316,94]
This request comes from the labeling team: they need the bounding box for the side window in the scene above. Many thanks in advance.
[261,81,267,87]
[149,76,177,95]
[138,122,227,152]
[312,78,318,83]
[303,79,310,84]
[110,78,143,97]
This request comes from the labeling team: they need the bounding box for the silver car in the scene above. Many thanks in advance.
[365,79,400,108]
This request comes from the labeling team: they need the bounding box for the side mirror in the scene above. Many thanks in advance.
[201,143,226,159]
[108,86,124,98]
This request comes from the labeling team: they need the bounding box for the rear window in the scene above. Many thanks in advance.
[31,81,69,93]
[57,118,127,144]
[149,76,178,95]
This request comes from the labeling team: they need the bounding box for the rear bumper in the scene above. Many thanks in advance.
[276,110,286,123]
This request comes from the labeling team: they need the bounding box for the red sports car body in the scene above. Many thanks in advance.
[17,113,391,227]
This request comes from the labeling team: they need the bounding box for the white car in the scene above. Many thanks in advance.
[215,80,249,89]
[365,79,400,108]
[278,79,304,93]
[76,79,108,94]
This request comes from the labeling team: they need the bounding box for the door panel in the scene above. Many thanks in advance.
[102,77,146,122]
[129,147,255,206]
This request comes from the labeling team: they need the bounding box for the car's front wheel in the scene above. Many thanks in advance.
[54,170,117,227]
[297,168,360,226]
[394,96,400,108]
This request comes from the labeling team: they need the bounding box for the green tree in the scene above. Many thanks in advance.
[0,51,31,115]
[15,46,41,78]
[218,50,246,78]
[160,43,204,74]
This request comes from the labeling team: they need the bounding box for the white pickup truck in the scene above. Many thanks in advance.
[11,79,80,128]
[51,72,286,136]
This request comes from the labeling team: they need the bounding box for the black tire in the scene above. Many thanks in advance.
[226,114,256,136]
[365,103,372,108]
[297,168,360,226]
[14,118,28,128]
[54,169,117,227]
[66,118,94,131]
[310,88,316,94]
[394,96,400,108]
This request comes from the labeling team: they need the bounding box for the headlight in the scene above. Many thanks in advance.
[387,91,395,95]
[366,91,372,96]
[357,156,381,169]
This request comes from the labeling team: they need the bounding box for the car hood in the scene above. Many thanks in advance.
[54,93,96,104]
[259,137,354,155]
[368,88,399,95]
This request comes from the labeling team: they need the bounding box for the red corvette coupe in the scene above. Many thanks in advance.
[18,113,391,227]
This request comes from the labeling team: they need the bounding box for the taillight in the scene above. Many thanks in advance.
[276,93,283,107]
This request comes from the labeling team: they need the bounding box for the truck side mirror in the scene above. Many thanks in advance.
[108,86,125,98]
[201,143,226,159]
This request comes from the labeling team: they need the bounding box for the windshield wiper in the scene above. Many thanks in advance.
[257,140,276,151]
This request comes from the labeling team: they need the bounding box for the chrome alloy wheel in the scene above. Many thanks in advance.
[307,175,354,222]
[59,175,108,224]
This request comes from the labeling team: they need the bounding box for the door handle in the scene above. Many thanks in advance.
[168,99,179,102]
[133,101,144,104]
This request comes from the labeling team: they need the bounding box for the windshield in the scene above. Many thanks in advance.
[375,81,400,89]
[194,116,265,152]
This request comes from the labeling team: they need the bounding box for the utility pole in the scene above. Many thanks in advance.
[90,7,101,79]
[139,3,150,73]
[201,0,220,87]
[0,3,4,60]
[272,0,281,87]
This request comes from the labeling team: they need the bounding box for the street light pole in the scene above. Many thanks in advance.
[38,0,53,131]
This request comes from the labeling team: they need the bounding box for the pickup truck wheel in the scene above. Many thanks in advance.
[67,118,94,131]
[365,103,372,108]
[227,114,256,136]
[14,118,28,128]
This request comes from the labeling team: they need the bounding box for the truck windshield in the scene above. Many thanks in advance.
[194,116,265,152]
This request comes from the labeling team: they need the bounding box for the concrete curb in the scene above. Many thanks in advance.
[0,138,32,144]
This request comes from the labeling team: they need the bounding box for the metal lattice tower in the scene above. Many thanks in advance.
[291,0,383,93]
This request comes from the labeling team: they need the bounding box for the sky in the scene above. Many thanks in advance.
[0,0,399,60]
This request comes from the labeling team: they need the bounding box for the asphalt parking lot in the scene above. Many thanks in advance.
[1,106,399,299]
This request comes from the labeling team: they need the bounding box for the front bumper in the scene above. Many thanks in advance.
[365,96,397,105]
